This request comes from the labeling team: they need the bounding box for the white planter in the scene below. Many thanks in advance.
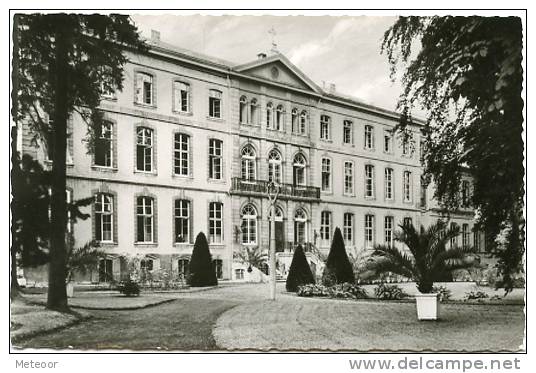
[66,282,74,298]
[415,293,439,320]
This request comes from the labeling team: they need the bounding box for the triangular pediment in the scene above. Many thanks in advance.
[233,54,321,93]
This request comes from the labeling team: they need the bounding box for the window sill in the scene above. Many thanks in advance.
[321,190,333,195]
[363,147,376,152]
[207,116,224,122]
[342,142,355,147]
[174,242,193,247]
[133,102,157,110]
[92,165,118,173]
[101,96,117,102]
[172,174,193,180]
[173,110,193,117]
[207,178,226,184]
[134,170,158,176]
[343,193,355,198]
[98,241,118,247]
[134,242,158,247]
[364,196,376,201]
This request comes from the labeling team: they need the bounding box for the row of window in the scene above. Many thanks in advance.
[320,212,474,250]
[94,123,225,180]
[94,193,223,245]
[324,159,415,202]
[98,257,224,282]
[240,94,420,154]
[128,74,420,154]
[129,72,223,119]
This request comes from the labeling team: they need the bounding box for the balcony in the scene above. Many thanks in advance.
[230,177,320,201]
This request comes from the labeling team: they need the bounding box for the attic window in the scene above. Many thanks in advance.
[271,66,280,80]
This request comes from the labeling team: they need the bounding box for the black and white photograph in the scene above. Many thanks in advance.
[7,5,527,362]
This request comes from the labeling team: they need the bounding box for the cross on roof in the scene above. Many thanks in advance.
[268,27,278,53]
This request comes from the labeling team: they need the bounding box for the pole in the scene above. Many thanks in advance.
[269,202,276,300]
[266,181,280,301]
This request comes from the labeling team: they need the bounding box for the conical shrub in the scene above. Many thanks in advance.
[286,244,315,292]
[188,232,218,287]
[322,227,355,285]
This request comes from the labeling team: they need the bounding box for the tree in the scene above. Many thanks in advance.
[188,232,218,287]
[322,227,355,285]
[12,14,143,311]
[10,148,51,298]
[381,16,524,292]
[286,245,315,292]
[12,14,145,311]
[367,221,476,293]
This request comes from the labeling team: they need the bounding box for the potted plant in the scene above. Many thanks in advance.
[367,220,476,320]
[65,235,105,297]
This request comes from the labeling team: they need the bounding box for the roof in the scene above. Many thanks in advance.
[144,38,425,125]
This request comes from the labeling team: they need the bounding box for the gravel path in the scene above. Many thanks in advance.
[210,284,525,352]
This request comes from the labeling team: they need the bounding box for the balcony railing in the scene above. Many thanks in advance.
[230,177,320,201]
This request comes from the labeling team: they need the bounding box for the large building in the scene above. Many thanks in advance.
[19,31,481,284]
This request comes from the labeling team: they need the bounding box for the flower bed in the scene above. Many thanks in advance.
[297,283,368,299]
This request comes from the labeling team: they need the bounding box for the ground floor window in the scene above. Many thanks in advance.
[235,268,245,280]
[178,258,189,279]
[213,259,223,279]
[98,258,113,282]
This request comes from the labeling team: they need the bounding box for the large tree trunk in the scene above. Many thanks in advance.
[46,25,69,312]
[11,16,21,300]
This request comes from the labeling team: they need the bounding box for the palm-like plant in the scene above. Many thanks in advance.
[367,220,476,293]
[234,246,268,272]
[65,234,106,283]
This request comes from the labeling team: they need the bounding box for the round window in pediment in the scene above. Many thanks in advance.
[271,66,280,80]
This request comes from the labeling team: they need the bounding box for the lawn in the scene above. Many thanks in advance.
[14,298,239,350]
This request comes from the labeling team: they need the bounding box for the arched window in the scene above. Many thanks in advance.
[241,145,256,181]
[269,205,284,221]
[293,153,307,186]
[239,96,248,123]
[291,108,299,133]
[276,105,284,131]
[268,149,282,183]
[294,208,308,244]
[250,98,258,125]
[241,204,258,245]
[266,102,274,129]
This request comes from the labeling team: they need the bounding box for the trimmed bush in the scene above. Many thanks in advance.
[374,283,408,300]
[188,232,218,287]
[118,279,140,297]
[286,244,315,292]
[322,227,355,285]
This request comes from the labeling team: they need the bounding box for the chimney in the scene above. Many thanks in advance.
[329,83,336,94]
[257,52,267,60]
[151,30,161,42]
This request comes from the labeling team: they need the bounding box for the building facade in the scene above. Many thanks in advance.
[19,33,481,284]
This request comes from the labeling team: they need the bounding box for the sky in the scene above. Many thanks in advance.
[131,14,404,111]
